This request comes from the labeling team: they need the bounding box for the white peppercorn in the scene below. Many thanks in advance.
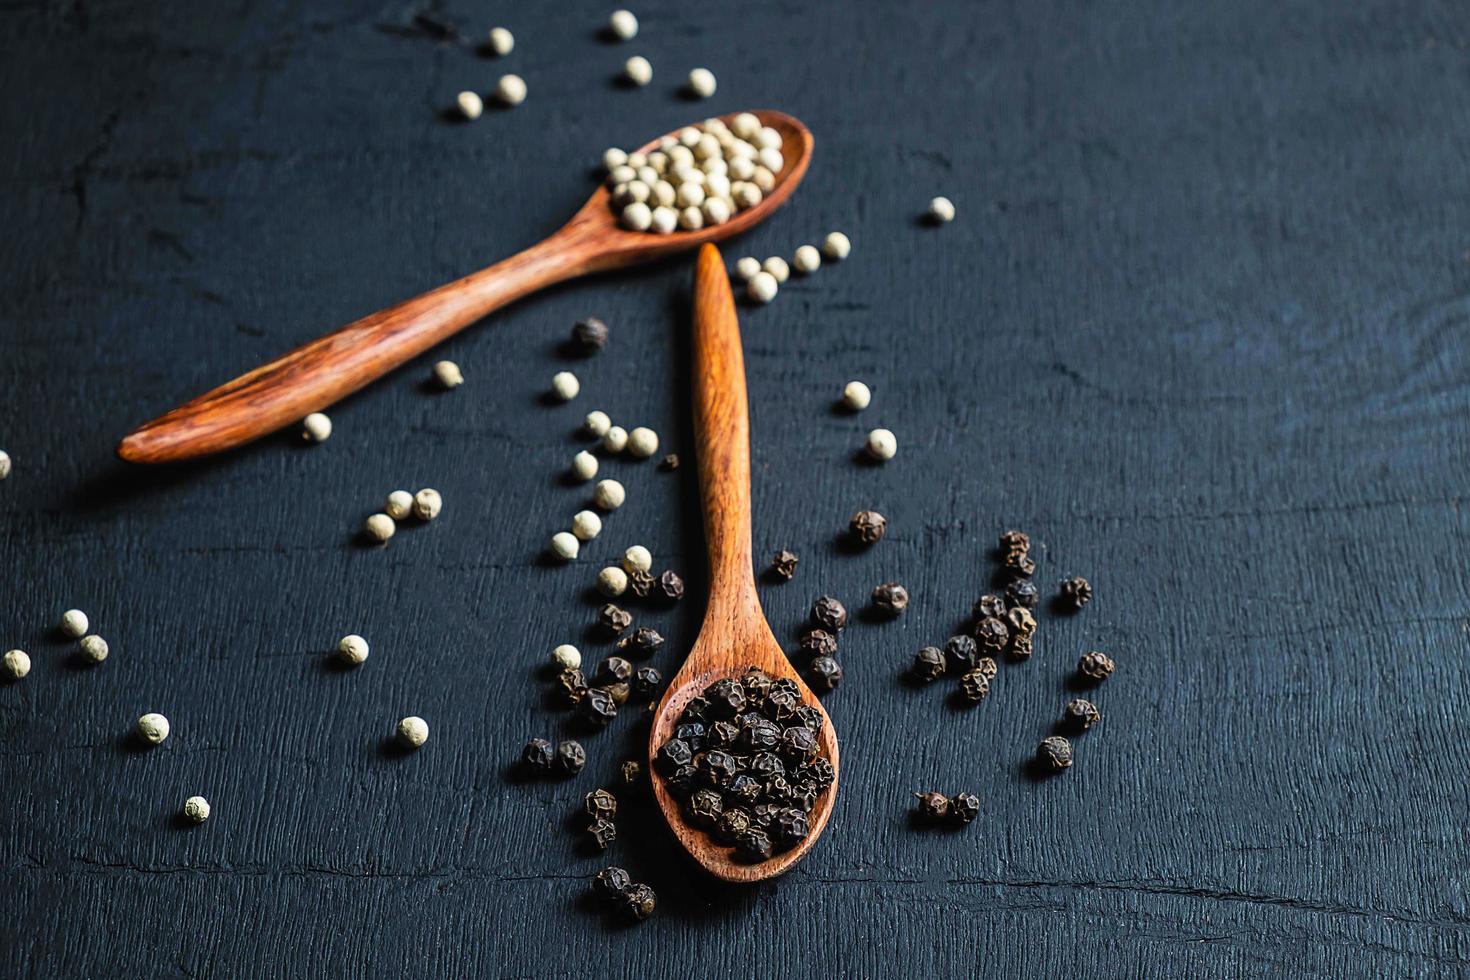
[603,426,629,453]
[866,428,898,461]
[623,545,652,574]
[842,381,871,411]
[627,427,659,458]
[731,183,762,210]
[792,245,821,274]
[752,166,776,193]
[735,256,761,281]
[3,649,29,680]
[701,196,731,226]
[650,206,678,235]
[732,112,760,139]
[183,796,211,824]
[137,712,171,746]
[593,479,626,511]
[495,73,527,106]
[624,55,652,86]
[552,644,582,670]
[433,360,464,389]
[755,126,781,150]
[0,450,9,480]
[413,488,442,521]
[572,450,599,482]
[678,206,704,231]
[607,164,637,186]
[456,91,483,121]
[608,9,638,40]
[747,271,778,304]
[365,513,396,543]
[550,531,580,560]
[597,566,629,597]
[704,173,731,200]
[822,231,851,260]
[396,716,429,749]
[584,411,612,437]
[621,201,652,231]
[79,634,109,663]
[628,150,648,168]
[603,147,628,171]
[651,181,676,207]
[757,146,784,173]
[551,371,581,401]
[688,67,716,98]
[571,510,603,541]
[59,609,89,638]
[928,196,955,223]
[762,256,790,283]
[337,634,369,666]
[676,182,705,208]
[301,412,332,443]
[488,26,514,55]
[385,490,414,521]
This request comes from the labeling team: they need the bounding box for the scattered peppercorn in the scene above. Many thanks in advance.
[558,668,589,704]
[182,795,211,824]
[660,453,680,470]
[1006,578,1039,609]
[657,570,685,602]
[626,568,655,598]
[1003,548,1036,578]
[943,634,978,673]
[810,596,848,633]
[396,716,429,749]
[871,582,909,616]
[973,656,998,679]
[596,656,634,686]
[957,669,990,703]
[598,604,633,636]
[1006,606,1037,638]
[1010,633,1034,661]
[865,428,898,461]
[571,317,610,353]
[914,791,950,822]
[616,626,664,657]
[999,529,1030,552]
[770,550,799,581]
[1038,735,1073,771]
[949,792,980,825]
[2,649,29,680]
[620,760,643,786]
[592,866,632,904]
[584,788,618,821]
[578,687,619,727]
[807,655,842,692]
[1078,651,1115,682]
[615,882,657,922]
[849,509,887,545]
[972,594,1007,621]
[522,737,555,772]
[910,646,946,683]
[1063,698,1101,731]
[798,628,838,660]
[557,739,587,775]
[1060,576,1093,609]
[632,666,662,699]
[586,817,617,849]
[59,609,89,639]
[974,616,1009,653]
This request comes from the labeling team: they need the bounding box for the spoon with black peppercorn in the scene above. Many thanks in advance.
[116,111,813,464]
[647,244,839,883]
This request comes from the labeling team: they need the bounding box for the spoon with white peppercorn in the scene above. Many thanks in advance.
[117,111,813,464]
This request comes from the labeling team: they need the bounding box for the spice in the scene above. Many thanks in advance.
[587,818,617,849]
[822,232,851,260]
[592,479,626,511]
[487,26,513,55]
[396,716,429,749]
[1063,698,1100,731]
[620,760,642,785]
[584,410,613,438]
[735,827,774,860]
[578,687,619,726]
[747,271,779,303]
[841,381,871,411]
[522,737,555,772]
[602,426,629,453]
[385,490,414,520]
[608,9,638,40]
[456,91,482,120]
[557,739,587,775]
[572,317,610,353]
[849,509,887,544]
[599,604,633,635]
[914,791,950,822]
[927,196,955,223]
[657,570,685,602]
[810,596,848,632]
[798,629,837,660]
[770,550,799,581]
[1003,548,1036,578]
[495,73,526,106]
[807,656,842,692]
[337,634,369,666]
[0,450,9,479]
[78,634,109,663]
[566,450,598,483]
[622,545,653,574]
[2,649,29,680]
[1060,576,1093,609]
[616,626,664,657]
[949,792,980,825]
[627,427,659,458]
[620,202,652,231]
[910,646,946,682]
[735,256,761,280]
[549,531,580,560]
[56,609,89,638]
[585,788,618,822]
[623,55,652,86]
[1037,735,1073,771]
[596,566,628,597]
[792,245,821,274]
[558,668,589,704]
[571,510,603,541]
[550,371,580,401]
[616,883,657,922]
[551,644,582,670]
[865,428,897,461]
[999,529,1030,552]
[871,582,909,615]
[633,666,662,699]
[626,568,655,598]
[1078,651,1115,682]
[943,634,977,673]
[957,669,990,703]
[660,453,680,470]
[973,594,1007,620]
[301,412,332,443]
[687,67,717,98]
[974,616,1009,653]
[413,488,442,521]
[597,656,634,686]
[180,795,210,824]
[1005,578,1039,609]
[762,256,790,283]
[1009,633,1034,661]
[973,656,998,679]
[593,866,633,903]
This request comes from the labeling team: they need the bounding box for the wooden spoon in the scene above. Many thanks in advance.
[117,111,813,464]
[646,243,839,883]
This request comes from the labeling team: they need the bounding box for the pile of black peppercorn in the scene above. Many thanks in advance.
[591,866,657,923]
[521,737,587,778]
[802,595,848,692]
[913,790,981,827]
[654,667,834,862]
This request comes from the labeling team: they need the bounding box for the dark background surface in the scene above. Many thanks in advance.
[2,1,1468,976]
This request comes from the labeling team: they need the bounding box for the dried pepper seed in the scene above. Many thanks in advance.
[59,609,89,638]
[865,428,897,461]
[927,196,955,223]
[1064,698,1101,731]
[910,646,946,682]
[707,720,739,749]
[551,644,582,670]
[617,883,658,922]
[558,668,589,704]
[735,826,774,860]
[1009,634,1034,661]
[1078,651,1115,682]
[620,760,642,785]
[973,594,1007,621]
[1060,576,1093,609]
[413,488,443,521]
[687,67,717,99]
[136,712,171,746]
[603,681,631,705]
[943,634,978,673]
[78,634,109,664]
[578,687,619,727]
[622,545,653,574]
[974,616,1009,654]
[810,596,848,632]
[841,380,871,410]
[626,568,655,598]
[592,479,626,511]
[999,529,1030,552]
[973,656,998,679]
[807,655,843,692]
[769,550,799,581]
[593,866,633,903]
[598,604,633,636]
[705,678,748,718]
[364,514,396,544]
[1038,735,1073,771]
[396,716,429,749]
[623,55,652,86]
[686,788,724,827]
[587,818,618,849]
[608,8,638,40]
[849,509,887,544]
[656,570,685,602]
[557,740,587,775]
[632,666,663,699]
[1006,578,1040,609]
[627,427,659,458]
[603,426,629,452]
[747,271,779,303]
[696,749,739,787]
[0,450,10,480]
[1006,606,1037,638]
[657,738,693,772]
[957,669,990,703]
[584,410,613,437]
[674,721,707,752]
[665,764,698,798]
[597,566,628,597]
[487,26,513,55]
[1003,548,1036,578]
[2,649,29,680]
[822,232,852,261]
[550,371,580,401]
[616,626,664,657]
[914,791,950,822]
[433,360,464,388]
[660,453,680,470]
[385,490,414,520]
[522,737,555,771]
[792,245,821,274]
[949,792,980,825]
[771,807,810,847]
[798,629,838,660]
[571,509,603,541]
[182,796,211,824]
[715,807,753,844]
[572,451,600,482]
[301,412,332,443]
[871,582,909,615]
[597,656,634,686]
[495,73,527,106]
[572,317,610,353]
[585,788,618,821]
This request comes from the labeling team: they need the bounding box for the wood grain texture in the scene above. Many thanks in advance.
[647,244,838,882]
[2,0,1469,976]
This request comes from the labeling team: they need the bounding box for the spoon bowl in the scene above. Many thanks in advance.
[647,243,839,883]
[117,111,813,464]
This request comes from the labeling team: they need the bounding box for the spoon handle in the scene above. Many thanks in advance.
[115,232,583,464]
[691,243,758,623]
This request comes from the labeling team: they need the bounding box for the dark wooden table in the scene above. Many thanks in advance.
[3,2,1467,975]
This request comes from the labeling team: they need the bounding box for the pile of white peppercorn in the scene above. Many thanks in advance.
[363,487,443,545]
[732,231,850,305]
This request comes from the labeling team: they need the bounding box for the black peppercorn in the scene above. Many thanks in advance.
[627,568,655,599]
[680,695,711,723]
[1060,575,1092,608]
[736,717,780,753]
[696,749,739,787]
[587,817,618,848]
[770,550,799,581]
[911,646,946,683]
[1006,606,1036,638]
[943,634,978,673]
[597,655,634,686]
[632,666,663,699]
[557,667,589,705]
[598,603,633,636]
[665,764,697,798]
[660,453,680,471]
[999,529,1030,552]
[750,802,780,828]
[620,760,642,786]
[871,582,909,615]
[771,807,810,847]
[1038,735,1073,771]
[780,726,819,762]
[571,316,610,354]
[521,737,555,772]
[704,678,747,718]
[769,677,800,699]
[616,882,657,922]
[1078,651,1115,682]
[796,756,835,791]
[556,739,587,775]
[740,667,774,700]
[657,570,685,602]
[616,626,665,657]
[974,656,997,679]
[728,773,762,805]
[1010,633,1034,661]
[686,788,724,828]
[807,655,843,692]
[657,738,692,773]
[584,788,618,821]
[715,807,753,844]
[811,596,848,632]
[578,687,618,726]
[604,681,632,705]
[1003,547,1036,578]
[958,668,990,703]
[1005,578,1039,609]
[972,593,1007,620]
[735,826,774,860]
[949,792,980,825]
[592,866,633,904]
[974,616,1009,654]
[793,704,823,733]
[914,790,949,822]
[706,719,738,749]
[1064,698,1101,731]
[674,722,707,752]
[747,751,785,778]
[798,628,838,659]
[849,509,888,545]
